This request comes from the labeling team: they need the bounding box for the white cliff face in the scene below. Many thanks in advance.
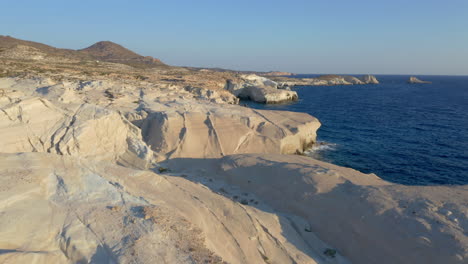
[0,96,154,169]
[242,74,278,86]
[238,86,298,103]
[139,100,320,160]
[225,74,299,103]
[0,77,319,162]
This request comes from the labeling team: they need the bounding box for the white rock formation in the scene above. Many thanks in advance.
[184,86,239,104]
[225,74,298,103]
[0,96,154,168]
[139,100,320,160]
[238,85,298,103]
[0,152,348,264]
[0,76,320,162]
[0,75,466,264]
[168,153,468,264]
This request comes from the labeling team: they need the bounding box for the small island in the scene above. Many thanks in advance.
[408,76,432,84]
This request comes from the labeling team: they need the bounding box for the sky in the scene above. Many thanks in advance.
[1,0,467,75]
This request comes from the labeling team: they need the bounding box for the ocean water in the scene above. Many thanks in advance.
[244,75,468,185]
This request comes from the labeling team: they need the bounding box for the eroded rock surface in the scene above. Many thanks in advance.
[0,77,320,162]
[167,154,468,264]
[226,74,298,103]
[0,95,153,169]
[1,37,466,264]
[0,152,345,264]
[139,100,320,160]
[0,74,465,264]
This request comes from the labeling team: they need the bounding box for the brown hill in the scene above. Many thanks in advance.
[79,41,165,67]
[0,35,165,68]
[79,41,142,60]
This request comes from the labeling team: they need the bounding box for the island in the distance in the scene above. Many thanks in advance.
[224,74,380,103]
[408,76,432,84]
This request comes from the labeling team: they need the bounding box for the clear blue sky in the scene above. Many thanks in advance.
[1,0,467,75]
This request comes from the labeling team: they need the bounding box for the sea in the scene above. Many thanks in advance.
[243,75,468,185]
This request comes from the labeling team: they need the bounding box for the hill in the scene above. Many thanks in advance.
[0,35,165,68]
[79,41,165,67]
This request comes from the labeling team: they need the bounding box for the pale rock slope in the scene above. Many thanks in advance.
[167,154,468,264]
[1,75,466,264]
[0,152,349,264]
[0,77,320,162]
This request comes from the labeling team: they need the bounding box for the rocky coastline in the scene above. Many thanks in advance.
[269,74,380,88]
[225,74,299,103]
[223,74,380,104]
[0,36,466,264]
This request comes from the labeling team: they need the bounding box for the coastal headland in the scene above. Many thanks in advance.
[0,36,466,264]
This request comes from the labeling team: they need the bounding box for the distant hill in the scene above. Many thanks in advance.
[79,41,165,67]
[0,35,166,68]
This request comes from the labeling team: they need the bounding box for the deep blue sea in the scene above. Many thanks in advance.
[244,75,468,185]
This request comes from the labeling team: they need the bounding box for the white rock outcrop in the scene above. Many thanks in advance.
[0,152,344,264]
[184,86,239,104]
[0,77,319,163]
[0,96,153,168]
[139,100,320,160]
[168,153,468,264]
[0,74,465,264]
[225,74,298,103]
